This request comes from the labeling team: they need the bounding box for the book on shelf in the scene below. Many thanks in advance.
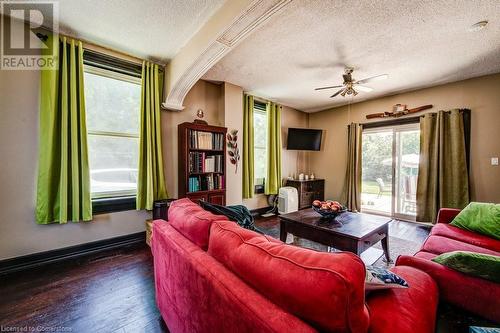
[188,176,201,192]
[189,130,224,150]
[188,174,224,192]
[188,152,223,173]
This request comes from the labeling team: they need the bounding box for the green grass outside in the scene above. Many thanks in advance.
[362,180,391,196]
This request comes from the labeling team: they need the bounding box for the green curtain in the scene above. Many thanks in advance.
[36,35,92,224]
[416,110,469,223]
[242,94,254,199]
[136,61,168,210]
[265,102,282,195]
[342,123,362,212]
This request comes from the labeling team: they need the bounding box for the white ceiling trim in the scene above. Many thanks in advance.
[162,0,292,111]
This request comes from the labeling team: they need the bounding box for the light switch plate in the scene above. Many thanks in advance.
[492,157,499,166]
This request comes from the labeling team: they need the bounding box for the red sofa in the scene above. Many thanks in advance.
[397,208,500,323]
[152,198,438,333]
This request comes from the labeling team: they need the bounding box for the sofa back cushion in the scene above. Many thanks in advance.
[168,198,228,250]
[208,221,370,332]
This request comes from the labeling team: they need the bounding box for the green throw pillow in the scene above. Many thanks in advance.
[450,202,500,240]
[432,251,500,283]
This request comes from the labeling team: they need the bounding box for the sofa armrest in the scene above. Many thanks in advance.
[436,208,461,224]
[396,254,500,322]
[396,255,440,270]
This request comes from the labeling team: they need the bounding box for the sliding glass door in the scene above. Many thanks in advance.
[361,129,393,215]
[361,124,420,221]
[393,127,419,219]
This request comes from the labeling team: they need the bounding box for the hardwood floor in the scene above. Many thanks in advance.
[0,244,168,333]
[0,218,497,333]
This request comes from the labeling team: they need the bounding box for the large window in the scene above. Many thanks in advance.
[84,66,141,199]
[253,101,268,192]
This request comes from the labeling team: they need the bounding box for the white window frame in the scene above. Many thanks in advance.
[84,65,141,199]
[253,105,268,191]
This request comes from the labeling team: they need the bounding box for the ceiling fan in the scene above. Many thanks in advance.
[315,67,388,98]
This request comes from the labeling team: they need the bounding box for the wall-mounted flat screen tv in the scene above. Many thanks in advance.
[286,128,322,151]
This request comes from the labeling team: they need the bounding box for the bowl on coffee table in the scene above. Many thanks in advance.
[312,200,347,219]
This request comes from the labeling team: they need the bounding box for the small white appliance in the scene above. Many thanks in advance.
[278,187,298,214]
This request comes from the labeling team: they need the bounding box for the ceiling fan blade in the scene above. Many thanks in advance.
[355,85,373,92]
[315,85,343,91]
[330,89,344,98]
[356,74,388,85]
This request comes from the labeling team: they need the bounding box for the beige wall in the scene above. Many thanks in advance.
[222,83,244,205]
[161,80,223,198]
[0,69,150,260]
[308,73,500,203]
[243,105,310,210]
[281,105,310,179]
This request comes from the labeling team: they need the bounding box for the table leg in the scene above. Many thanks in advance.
[279,220,287,242]
[381,234,392,263]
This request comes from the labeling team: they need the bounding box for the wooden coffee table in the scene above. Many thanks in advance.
[279,208,391,262]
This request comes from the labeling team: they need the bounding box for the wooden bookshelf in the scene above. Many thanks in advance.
[178,121,227,205]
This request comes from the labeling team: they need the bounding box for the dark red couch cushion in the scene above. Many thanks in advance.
[366,265,438,333]
[430,223,500,252]
[421,235,499,256]
[208,221,370,333]
[397,255,500,323]
[168,198,228,250]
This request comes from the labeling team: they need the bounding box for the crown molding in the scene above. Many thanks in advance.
[162,0,292,111]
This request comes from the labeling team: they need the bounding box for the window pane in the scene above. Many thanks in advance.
[84,71,141,135]
[361,130,393,214]
[254,111,267,148]
[254,147,267,181]
[253,110,267,184]
[88,135,139,197]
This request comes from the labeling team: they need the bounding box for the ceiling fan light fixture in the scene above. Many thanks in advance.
[315,68,386,99]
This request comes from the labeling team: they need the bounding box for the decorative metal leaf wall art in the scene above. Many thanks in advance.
[227,129,240,174]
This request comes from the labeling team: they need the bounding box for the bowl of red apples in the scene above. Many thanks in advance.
[312,200,347,219]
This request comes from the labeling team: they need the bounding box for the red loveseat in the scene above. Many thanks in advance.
[397,208,500,323]
[152,198,438,333]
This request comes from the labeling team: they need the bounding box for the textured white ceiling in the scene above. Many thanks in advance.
[52,0,226,62]
[203,0,500,112]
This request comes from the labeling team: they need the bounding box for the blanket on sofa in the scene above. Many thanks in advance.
[199,201,263,234]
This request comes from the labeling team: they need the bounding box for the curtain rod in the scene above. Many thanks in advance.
[244,93,278,104]
[35,29,166,68]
